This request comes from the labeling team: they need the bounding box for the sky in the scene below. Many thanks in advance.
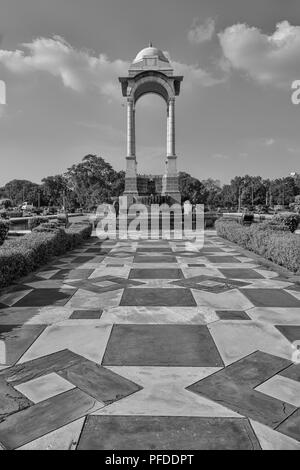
[0,0,300,186]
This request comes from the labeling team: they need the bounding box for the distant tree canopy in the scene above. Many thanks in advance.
[0,179,40,206]
[65,154,125,210]
[0,155,299,210]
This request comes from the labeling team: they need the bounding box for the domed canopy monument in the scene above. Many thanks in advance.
[119,44,183,204]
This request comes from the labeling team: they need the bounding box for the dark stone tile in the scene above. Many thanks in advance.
[0,325,46,366]
[175,251,205,258]
[85,248,102,253]
[275,325,300,343]
[1,349,84,386]
[58,358,142,405]
[70,309,103,319]
[136,247,172,253]
[216,310,251,320]
[120,288,197,306]
[0,308,40,326]
[106,264,124,267]
[70,256,95,264]
[242,289,300,307]
[172,275,249,292]
[0,376,32,423]
[219,269,264,279]
[77,416,260,450]
[188,264,206,267]
[102,324,223,367]
[187,351,295,428]
[129,269,183,279]
[279,363,300,382]
[199,247,224,253]
[206,256,241,263]
[134,255,176,263]
[276,409,300,441]
[0,388,98,450]
[52,269,94,280]
[14,289,75,307]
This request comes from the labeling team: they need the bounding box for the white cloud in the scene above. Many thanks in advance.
[173,60,226,88]
[188,18,215,44]
[218,21,300,87]
[264,138,275,146]
[0,36,225,102]
[0,79,6,104]
[0,36,128,99]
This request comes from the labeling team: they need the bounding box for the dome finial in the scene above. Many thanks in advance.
[149,41,153,47]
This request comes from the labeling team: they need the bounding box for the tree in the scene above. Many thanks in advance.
[0,179,40,206]
[179,172,206,204]
[65,154,124,209]
[41,175,68,207]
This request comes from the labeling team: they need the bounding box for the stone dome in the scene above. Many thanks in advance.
[133,45,170,64]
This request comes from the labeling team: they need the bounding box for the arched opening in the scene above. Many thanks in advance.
[135,93,167,176]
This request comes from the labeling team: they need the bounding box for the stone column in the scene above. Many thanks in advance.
[127,98,135,157]
[167,98,175,156]
[164,98,180,201]
[125,98,138,197]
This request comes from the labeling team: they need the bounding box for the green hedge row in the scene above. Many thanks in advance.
[215,220,300,273]
[0,223,92,288]
[0,220,9,246]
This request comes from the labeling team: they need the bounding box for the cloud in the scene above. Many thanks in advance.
[173,60,226,88]
[188,17,215,44]
[0,36,225,102]
[264,138,275,146]
[0,36,128,98]
[218,21,300,87]
[0,79,6,104]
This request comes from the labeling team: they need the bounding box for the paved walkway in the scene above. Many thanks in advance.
[0,232,300,450]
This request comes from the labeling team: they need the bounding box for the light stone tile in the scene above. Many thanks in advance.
[133,279,183,288]
[65,288,123,309]
[0,289,32,307]
[17,418,85,450]
[18,322,112,364]
[92,367,242,417]
[241,280,293,289]
[90,267,130,278]
[246,307,300,325]
[15,372,75,403]
[182,267,224,278]
[250,420,300,450]
[255,375,300,407]
[192,288,253,310]
[37,270,60,280]
[100,306,219,325]
[287,290,300,301]
[24,306,74,324]
[254,269,281,279]
[25,280,75,289]
[209,321,292,365]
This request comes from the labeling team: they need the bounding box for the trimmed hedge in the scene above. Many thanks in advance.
[215,219,300,273]
[0,220,9,246]
[0,222,92,288]
[28,216,49,231]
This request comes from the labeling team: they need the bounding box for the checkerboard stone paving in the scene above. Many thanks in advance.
[0,233,300,450]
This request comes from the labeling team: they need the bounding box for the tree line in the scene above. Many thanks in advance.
[0,154,299,211]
